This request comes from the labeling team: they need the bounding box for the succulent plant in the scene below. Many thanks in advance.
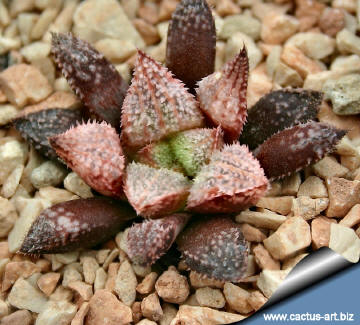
[13,0,345,282]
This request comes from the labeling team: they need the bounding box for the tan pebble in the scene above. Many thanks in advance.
[341,155,360,170]
[333,0,356,13]
[71,301,89,325]
[31,7,59,40]
[264,217,311,260]
[68,281,93,301]
[20,146,43,193]
[216,0,241,16]
[281,45,324,78]
[298,176,328,198]
[319,8,345,37]
[329,223,360,262]
[82,256,99,285]
[17,13,39,46]
[131,301,142,323]
[239,223,266,242]
[326,177,360,217]
[0,299,8,319]
[0,1,10,27]
[49,286,73,302]
[35,259,51,273]
[137,272,158,295]
[0,242,11,259]
[38,186,79,205]
[253,244,280,270]
[340,204,360,227]
[1,164,24,199]
[133,19,160,46]
[102,248,119,270]
[160,303,177,325]
[189,271,224,289]
[137,319,157,325]
[195,287,225,309]
[223,282,253,314]
[141,292,163,321]
[281,173,301,196]
[336,29,360,56]
[36,300,77,325]
[355,226,360,238]
[236,210,286,230]
[183,293,199,306]
[94,38,137,62]
[63,172,93,199]
[132,263,152,278]
[138,2,158,25]
[9,0,35,17]
[266,181,282,197]
[286,32,335,60]
[256,196,293,215]
[2,261,41,291]
[170,305,245,324]
[105,262,119,292]
[244,255,257,278]
[8,278,48,313]
[94,268,107,292]
[62,267,82,288]
[291,197,329,220]
[37,272,60,296]
[304,70,343,92]
[0,310,32,325]
[54,77,72,92]
[295,0,325,32]
[247,290,268,311]
[55,251,79,265]
[0,105,19,127]
[0,63,52,108]
[274,62,303,88]
[311,216,335,250]
[158,0,177,21]
[0,197,17,238]
[261,13,299,44]
[21,91,81,117]
[318,102,360,140]
[246,63,273,107]
[114,260,137,306]
[220,14,261,41]
[313,156,349,179]
[86,289,132,325]
[282,253,308,270]
[95,249,110,265]
[257,269,289,298]
[155,268,190,304]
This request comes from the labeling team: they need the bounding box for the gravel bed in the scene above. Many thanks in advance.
[0,0,359,324]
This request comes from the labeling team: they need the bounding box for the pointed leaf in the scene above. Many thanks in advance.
[166,0,216,90]
[127,213,190,266]
[197,48,249,142]
[187,143,268,213]
[20,197,136,254]
[51,33,128,126]
[240,89,323,150]
[13,108,82,160]
[124,162,191,218]
[50,121,125,198]
[177,216,249,282]
[121,51,204,150]
[254,122,346,180]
